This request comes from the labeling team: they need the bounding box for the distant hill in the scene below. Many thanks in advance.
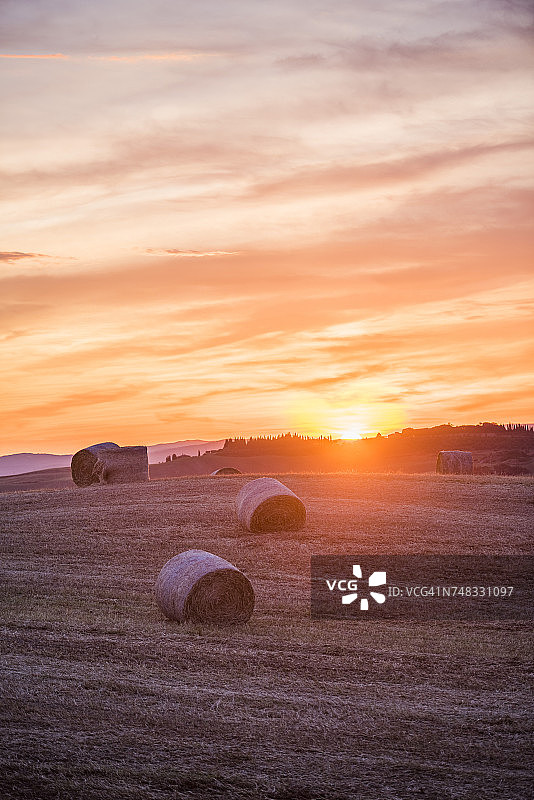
[0,452,72,477]
[0,467,74,492]
[147,439,225,463]
[0,439,225,477]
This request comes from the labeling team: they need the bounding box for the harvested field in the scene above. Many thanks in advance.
[1,473,533,799]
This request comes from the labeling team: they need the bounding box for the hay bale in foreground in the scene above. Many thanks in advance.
[436,450,473,474]
[92,446,149,484]
[71,443,148,486]
[211,467,242,475]
[71,442,119,487]
[154,549,254,624]
[236,477,306,532]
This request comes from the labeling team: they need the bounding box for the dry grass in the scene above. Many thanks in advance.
[1,473,533,799]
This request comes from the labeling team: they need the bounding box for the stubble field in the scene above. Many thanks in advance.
[1,473,533,800]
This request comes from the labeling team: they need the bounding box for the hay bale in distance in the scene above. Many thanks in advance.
[154,549,255,624]
[71,443,148,486]
[236,477,306,532]
[436,450,473,475]
[211,467,242,475]
[71,442,119,487]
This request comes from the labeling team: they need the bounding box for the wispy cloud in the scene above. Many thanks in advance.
[0,53,68,59]
[0,51,215,62]
[146,249,241,258]
[2,385,148,427]
[0,251,48,262]
[247,139,534,200]
[91,52,217,62]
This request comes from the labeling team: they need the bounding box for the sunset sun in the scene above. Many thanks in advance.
[339,425,365,440]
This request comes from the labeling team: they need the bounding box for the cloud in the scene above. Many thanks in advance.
[0,303,49,328]
[0,51,216,62]
[90,52,217,63]
[146,249,241,258]
[450,385,534,415]
[0,251,48,262]
[0,127,281,195]
[247,139,534,200]
[0,328,34,343]
[328,27,532,72]
[0,53,67,59]
[1,206,533,330]
[2,385,148,426]
[276,53,326,69]
[2,265,533,450]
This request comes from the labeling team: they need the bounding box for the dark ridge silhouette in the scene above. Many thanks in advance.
[2,423,533,492]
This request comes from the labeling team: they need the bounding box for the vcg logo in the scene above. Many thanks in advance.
[326,564,387,611]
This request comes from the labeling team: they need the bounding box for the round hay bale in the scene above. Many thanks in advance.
[71,442,119,487]
[436,450,473,475]
[211,467,242,476]
[154,549,254,624]
[92,445,149,484]
[236,477,306,532]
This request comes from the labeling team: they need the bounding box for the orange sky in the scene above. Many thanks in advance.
[1,1,533,453]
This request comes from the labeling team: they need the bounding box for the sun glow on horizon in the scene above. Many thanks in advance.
[339,427,364,440]
[332,413,370,441]
[289,394,407,443]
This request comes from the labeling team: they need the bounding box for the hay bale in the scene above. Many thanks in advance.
[211,467,242,475]
[236,477,306,532]
[71,442,119,487]
[92,446,149,484]
[154,549,254,624]
[71,443,148,486]
[436,450,473,474]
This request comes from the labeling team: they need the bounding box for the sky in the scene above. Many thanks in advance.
[1,0,533,454]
